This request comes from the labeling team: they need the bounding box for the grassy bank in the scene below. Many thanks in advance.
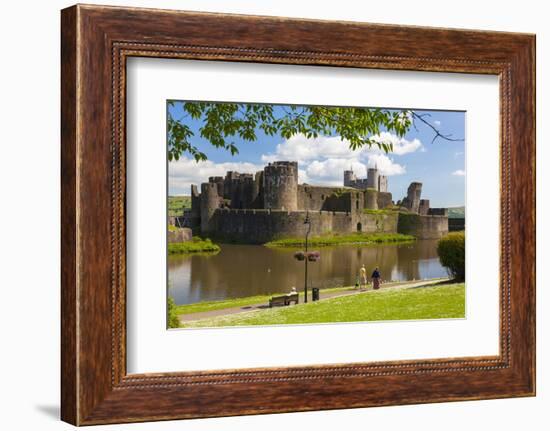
[168,237,220,254]
[180,282,464,328]
[363,209,395,215]
[265,232,415,247]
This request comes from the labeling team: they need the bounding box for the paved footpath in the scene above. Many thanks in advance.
[179,278,448,324]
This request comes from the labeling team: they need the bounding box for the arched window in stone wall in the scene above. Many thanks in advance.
[357,222,362,232]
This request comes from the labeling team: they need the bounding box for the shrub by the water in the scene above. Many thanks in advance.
[437,231,465,280]
[167,297,180,329]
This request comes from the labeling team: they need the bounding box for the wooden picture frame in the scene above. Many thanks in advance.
[61,4,535,425]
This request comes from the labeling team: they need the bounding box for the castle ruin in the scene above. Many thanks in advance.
[181,161,448,243]
[344,166,388,192]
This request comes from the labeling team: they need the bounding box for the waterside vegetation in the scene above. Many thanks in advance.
[265,232,415,248]
[437,231,465,281]
[168,237,220,254]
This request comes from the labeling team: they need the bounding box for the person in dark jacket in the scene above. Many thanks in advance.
[371,267,381,290]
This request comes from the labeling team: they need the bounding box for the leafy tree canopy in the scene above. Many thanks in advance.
[167,101,414,162]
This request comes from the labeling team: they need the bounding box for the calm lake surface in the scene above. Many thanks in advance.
[169,240,448,305]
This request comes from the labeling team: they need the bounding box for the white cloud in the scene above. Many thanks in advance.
[261,132,423,164]
[367,154,406,175]
[258,132,418,185]
[452,169,466,176]
[304,158,363,186]
[169,157,263,194]
[261,135,354,164]
[171,132,416,193]
[369,131,423,156]
[434,120,441,126]
[300,155,404,186]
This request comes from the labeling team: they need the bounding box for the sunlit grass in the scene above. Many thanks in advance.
[180,282,465,328]
[264,232,415,248]
[174,285,357,316]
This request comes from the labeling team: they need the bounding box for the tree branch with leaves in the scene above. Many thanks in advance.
[167,101,462,162]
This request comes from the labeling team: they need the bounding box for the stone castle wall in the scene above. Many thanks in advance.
[448,218,465,231]
[377,192,393,209]
[397,213,448,239]
[357,212,399,234]
[205,209,399,244]
[187,161,449,242]
[298,185,343,211]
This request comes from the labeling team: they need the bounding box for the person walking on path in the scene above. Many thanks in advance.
[372,267,381,290]
[359,264,368,291]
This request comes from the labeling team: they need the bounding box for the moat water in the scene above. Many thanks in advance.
[169,240,448,305]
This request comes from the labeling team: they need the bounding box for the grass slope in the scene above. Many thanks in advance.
[265,232,415,247]
[448,206,465,219]
[181,282,465,328]
[168,195,191,216]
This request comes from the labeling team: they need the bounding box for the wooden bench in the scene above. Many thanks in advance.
[269,293,299,308]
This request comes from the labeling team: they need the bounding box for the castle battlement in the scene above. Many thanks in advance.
[344,165,388,192]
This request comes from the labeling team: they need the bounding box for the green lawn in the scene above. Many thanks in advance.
[180,282,465,328]
[264,232,415,248]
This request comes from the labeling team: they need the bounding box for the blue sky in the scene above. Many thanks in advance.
[168,103,465,208]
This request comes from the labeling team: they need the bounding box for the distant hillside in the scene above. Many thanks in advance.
[168,196,191,216]
[447,206,465,219]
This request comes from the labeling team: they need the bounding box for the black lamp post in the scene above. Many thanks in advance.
[303,212,311,303]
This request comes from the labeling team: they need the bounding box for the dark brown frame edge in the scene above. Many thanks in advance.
[61,4,535,426]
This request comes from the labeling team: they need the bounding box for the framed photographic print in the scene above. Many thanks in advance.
[61,4,535,425]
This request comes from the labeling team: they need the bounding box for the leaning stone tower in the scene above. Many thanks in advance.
[402,182,422,213]
[263,161,298,211]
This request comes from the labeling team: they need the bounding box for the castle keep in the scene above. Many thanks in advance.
[182,161,448,243]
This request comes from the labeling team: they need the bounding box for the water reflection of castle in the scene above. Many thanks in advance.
[169,241,446,304]
[180,161,448,243]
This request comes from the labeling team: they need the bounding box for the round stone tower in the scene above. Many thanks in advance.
[344,170,356,187]
[263,161,298,211]
[200,182,220,233]
[366,167,379,190]
[364,189,379,210]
